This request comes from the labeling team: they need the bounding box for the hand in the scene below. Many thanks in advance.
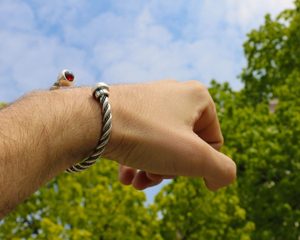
[104,80,236,191]
[118,165,175,190]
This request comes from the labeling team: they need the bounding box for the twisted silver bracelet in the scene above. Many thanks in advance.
[66,82,112,173]
[50,70,112,173]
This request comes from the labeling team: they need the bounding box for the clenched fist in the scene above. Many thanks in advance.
[104,80,236,191]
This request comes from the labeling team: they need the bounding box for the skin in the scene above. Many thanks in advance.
[0,80,236,218]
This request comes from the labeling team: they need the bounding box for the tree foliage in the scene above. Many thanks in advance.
[0,160,161,239]
[241,0,300,102]
[155,179,254,240]
[0,103,7,109]
[211,79,300,239]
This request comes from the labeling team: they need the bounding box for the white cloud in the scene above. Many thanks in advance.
[0,0,35,31]
[224,0,294,32]
[0,0,295,102]
[30,0,86,25]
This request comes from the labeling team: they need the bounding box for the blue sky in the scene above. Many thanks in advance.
[0,0,294,102]
[0,0,295,201]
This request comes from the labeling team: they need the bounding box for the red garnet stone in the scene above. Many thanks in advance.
[65,71,74,82]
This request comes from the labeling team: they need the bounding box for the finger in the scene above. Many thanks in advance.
[146,172,163,182]
[146,172,175,180]
[203,178,220,192]
[179,134,236,190]
[194,117,223,150]
[199,140,236,191]
[193,102,223,150]
[119,165,137,185]
[132,171,163,190]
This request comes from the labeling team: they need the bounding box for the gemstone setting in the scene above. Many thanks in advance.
[64,71,74,82]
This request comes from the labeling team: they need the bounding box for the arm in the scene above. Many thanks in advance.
[0,80,236,218]
[0,87,101,217]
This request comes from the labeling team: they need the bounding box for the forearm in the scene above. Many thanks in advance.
[0,87,102,217]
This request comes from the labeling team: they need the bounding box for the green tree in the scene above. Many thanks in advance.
[0,160,161,239]
[155,178,254,240]
[235,1,300,238]
[0,103,7,109]
[241,0,300,103]
[215,78,300,239]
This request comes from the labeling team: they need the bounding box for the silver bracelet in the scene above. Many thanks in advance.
[51,70,112,173]
[66,82,112,173]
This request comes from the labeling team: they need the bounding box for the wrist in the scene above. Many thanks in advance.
[102,84,149,165]
[46,87,103,169]
[100,85,126,161]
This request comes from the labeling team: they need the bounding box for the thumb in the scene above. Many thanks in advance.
[187,134,236,190]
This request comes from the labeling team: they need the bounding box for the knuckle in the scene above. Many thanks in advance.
[211,136,224,151]
[205,95,217,116]
[186,80,211,100]
[186,80,206,91]
[208,98,217,110]
[160,79,179,84]
[167,78,179,83]
[219,135,224,146]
